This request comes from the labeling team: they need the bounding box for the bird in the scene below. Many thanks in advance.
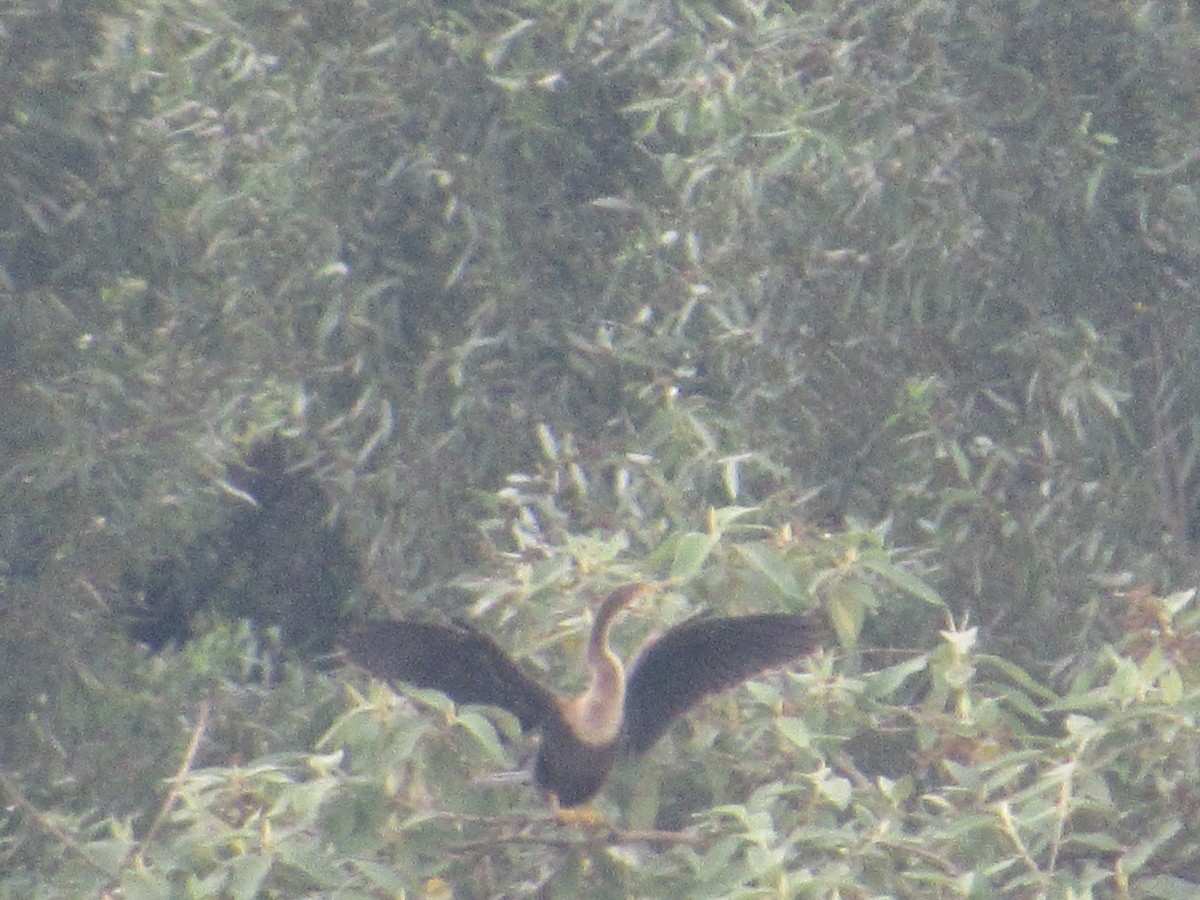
[340,583,822,808]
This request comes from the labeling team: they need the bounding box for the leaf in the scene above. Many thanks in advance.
[1122,821,1183,876]
[1087,379,1127,418]
[353,859,410,893]
[1162,589,1197,618]
[456,710,509,764]
[1158,664,1184,705]
[863,655,929,699]
[275,839,348,888]
[668,531,721,580]
[775,716,810,749]
[1060,831,1122,854]
[977,654,1060,703]
[386,718,433,767]
[827,577,873,647]
[1139,875,1200,900]
[226,853,273,900]
[118,870,175,900]
[483,19,535,68]
[859,555,946,607]
[1084,162,1106,214]
[688,834,744,883]
[735,541,804,600]
[814,770,852,809]
[708,505,761,530]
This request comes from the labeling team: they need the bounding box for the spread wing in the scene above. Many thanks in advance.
[622,612,821,754]
[340,620,559,732]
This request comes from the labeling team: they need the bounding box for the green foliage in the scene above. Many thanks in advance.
[4,0,1200,894]
[14,577,1200,896]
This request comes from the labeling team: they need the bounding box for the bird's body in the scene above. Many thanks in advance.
[341,584,820,807]
[534,709,623,807]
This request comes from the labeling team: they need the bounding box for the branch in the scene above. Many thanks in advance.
[135,700,211,860]
[450,826,706,852]
[96,700,211,895]
[0,774,111,877]
[429,810,707,850]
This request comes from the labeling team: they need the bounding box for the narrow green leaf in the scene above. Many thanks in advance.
[354,859,410,893]
[977,654,1060,703]
[1162,589,1196,617]
[118,871,175,900]
[735,541,804,599]
[827,578,872,647]
[815,771,852,809]
[457,710,509,764]
[226,853,273,900]
[859,555,945,607]
[1123,821,1183,875]
[775,716,810,749]
[863,654,929,699]
[1140,875,1200,900]
[708,505,760,530]
[669,531,721,580]
[1061,832,1122,853]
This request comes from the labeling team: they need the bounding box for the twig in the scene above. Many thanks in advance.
[134,700,211,861]
[450,826,706,852]
[605,827,706,846]
[833,750,874,792]
[97,700,211,895]
[430,810,551,827]
[428,809,707,849]
[0,773,111,877]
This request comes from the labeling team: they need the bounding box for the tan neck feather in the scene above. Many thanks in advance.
[564,654,625,745]
[562,584,655,745]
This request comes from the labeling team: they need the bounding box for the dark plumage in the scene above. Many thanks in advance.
[341,620,555,731]
[340,585,821,807]
[533,711,622,807]
[622,613,820,754]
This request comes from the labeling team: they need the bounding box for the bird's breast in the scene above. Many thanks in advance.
[534,713,621,807]
[560,689,624,745]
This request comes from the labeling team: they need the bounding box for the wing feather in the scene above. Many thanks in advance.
[340,620,558,732]
[622,612,821,754]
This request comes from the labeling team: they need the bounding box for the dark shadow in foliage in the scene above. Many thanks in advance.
[125,437,357,656]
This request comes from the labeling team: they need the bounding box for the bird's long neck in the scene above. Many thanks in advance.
[564,585,648,745]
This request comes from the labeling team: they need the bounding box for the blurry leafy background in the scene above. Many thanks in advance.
[3,0,1200,896]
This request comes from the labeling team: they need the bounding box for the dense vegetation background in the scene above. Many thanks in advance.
[2,0,1200,896]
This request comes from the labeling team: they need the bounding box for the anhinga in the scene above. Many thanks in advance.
[341,584,821,807]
